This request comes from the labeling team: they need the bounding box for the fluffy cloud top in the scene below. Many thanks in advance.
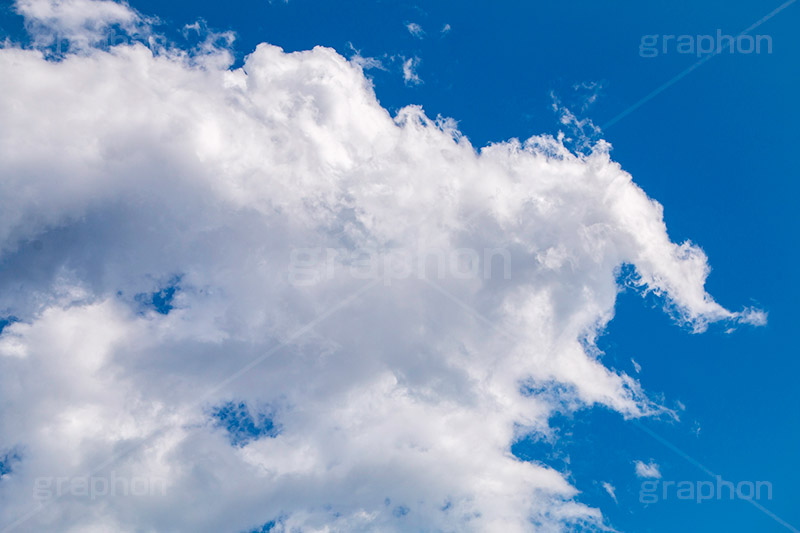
[14,0,148,50]
[0,1,762,531]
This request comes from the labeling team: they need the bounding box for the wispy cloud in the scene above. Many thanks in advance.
[406,22,425,39]
[602,482,618,503]
[402,56,422,84]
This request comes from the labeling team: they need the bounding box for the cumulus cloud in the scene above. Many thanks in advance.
[634,460,662,479]
[0,1,762,531]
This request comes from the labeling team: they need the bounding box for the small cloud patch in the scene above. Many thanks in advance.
[634,459,661,479]
[402,56,422,85]
[601,481,617,503]
[406,22,424,39]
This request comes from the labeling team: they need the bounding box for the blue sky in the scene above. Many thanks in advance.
[0,1,798,531]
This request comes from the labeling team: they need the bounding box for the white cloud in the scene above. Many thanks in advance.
[14,0,149,51]
[442,23,452,35]
[601,482,617,503]
[0,1,762,531]
[402,56,422,85]
[634,460,662,479]
[406,22,425,39]
[346,42,384,71]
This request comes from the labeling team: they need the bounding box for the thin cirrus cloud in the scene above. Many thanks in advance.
[0,0,764,532]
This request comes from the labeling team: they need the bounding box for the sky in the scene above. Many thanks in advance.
[0,1,798,532]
